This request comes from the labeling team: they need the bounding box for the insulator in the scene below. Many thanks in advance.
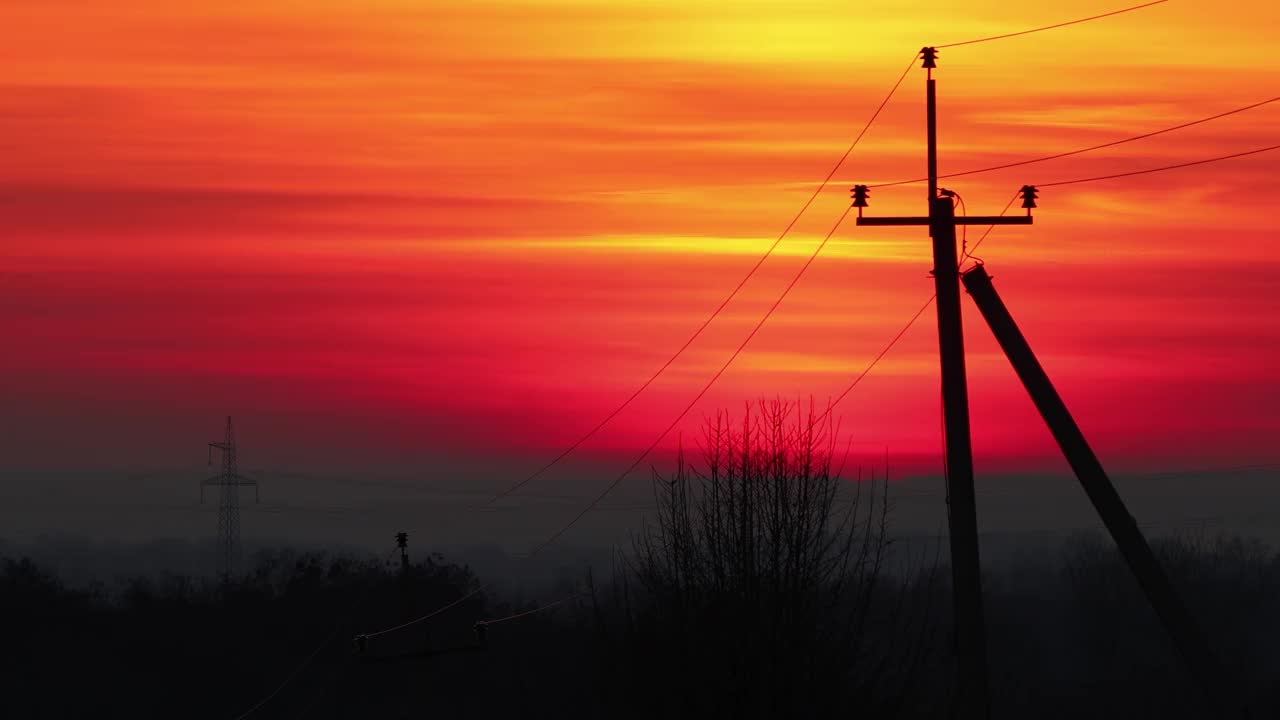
[850,184,870,208]
[1019,185,1039,209]
[921,47,938,69]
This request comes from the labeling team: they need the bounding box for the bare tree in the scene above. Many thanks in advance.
[593,399,941,719]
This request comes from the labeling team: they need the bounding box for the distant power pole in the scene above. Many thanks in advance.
[395,531,418,627]
[852,47,1033,720]
[396,531,410,573]
[202,416,258,581]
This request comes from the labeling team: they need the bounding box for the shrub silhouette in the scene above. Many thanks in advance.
[589,399,943,719]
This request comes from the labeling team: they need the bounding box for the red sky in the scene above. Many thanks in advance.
[2,0,1278,480]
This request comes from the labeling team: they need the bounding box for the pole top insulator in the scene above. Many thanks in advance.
[395,531,409,548]
[921,47,938,69]
[851,184,870,208]
[1019,185,1039,210]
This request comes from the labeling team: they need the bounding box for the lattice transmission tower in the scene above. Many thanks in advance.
[201,416,258,580]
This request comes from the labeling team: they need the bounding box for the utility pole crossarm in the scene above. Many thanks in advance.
[856,216,1031,226]
[854,217,930,226]
[954,216,1032,225]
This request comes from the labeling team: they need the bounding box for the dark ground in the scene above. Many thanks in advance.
[3,532,1278,719]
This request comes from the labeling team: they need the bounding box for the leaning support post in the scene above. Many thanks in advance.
[961,264,1242,718]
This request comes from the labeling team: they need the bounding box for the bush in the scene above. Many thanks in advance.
[592,399,942,719]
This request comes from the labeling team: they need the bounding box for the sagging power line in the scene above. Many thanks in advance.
[869,95,1280,189]
[1036,142,1280,186]
[484,53,919,507]
[230,546,399,720]
[935,0,1171,48]
[354,53,930,660]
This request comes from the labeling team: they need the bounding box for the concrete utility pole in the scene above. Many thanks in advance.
[851,47,1032,719]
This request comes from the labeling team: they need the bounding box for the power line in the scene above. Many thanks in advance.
[820,193,1021,424]
[232,628,340,720]
[508,188,1028,561]
[1127,462,1280,482]
[485,54,918,505]
[291,657,354,720]
[478,597,569,626]
[869,95,1280,189]
[361,567,580,641]
[1037,143,1280,187]
[372,57,925,641]
[377,197,1026,642]
[953,191,969,265]
[936,0,1171,48]
[826,297,935,416]
[357,463,1278,645]
[231,548,397,720]
[362,582,489,639]
[379,59,1029,649]
[963,192,1022,261]
[526,207,855,558]
[796,194,1024,456]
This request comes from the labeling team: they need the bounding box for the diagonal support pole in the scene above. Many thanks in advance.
[961,264,1243,718]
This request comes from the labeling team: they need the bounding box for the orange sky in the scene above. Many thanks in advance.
[1,0,1277,479]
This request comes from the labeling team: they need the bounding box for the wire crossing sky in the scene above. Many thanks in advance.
[485,53,919,505]
[934,0,1172,47]
[867,95,1280,188]
[1036,143,1280,186]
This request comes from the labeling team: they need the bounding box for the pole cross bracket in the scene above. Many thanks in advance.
[855,216,1032,226]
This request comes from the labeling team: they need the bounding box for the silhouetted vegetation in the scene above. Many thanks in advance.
[0,549,490,718]
[6,534,1280,718]
[4,403,1279,718]
[588,400,945,719]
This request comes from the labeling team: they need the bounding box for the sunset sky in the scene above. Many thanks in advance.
[2,0,1277,494]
